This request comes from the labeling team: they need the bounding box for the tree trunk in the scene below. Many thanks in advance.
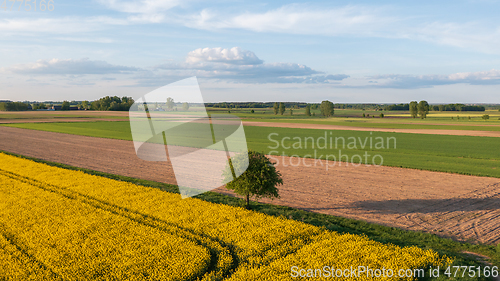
[246,194,250,209]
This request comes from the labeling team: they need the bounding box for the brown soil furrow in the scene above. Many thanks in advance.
[1,126,499,244]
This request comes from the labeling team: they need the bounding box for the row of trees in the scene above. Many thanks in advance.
[0,102,30,111]
[207,102,308,109]
[409,101,430,119]
[165,97,190,111]
[89,96,135,111]
[272,101,333,117]
[431,104,485,112]
[385,103,485,112]
[385,103,410,111]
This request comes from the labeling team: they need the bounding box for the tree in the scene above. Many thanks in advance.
[273,102,279,115]
[223,150,283,209]
[61,101,70,110]
[90,96,134,111]
[166,97,175,111]
[417,100,429,119]
[290,108,293,115]
[279,102,285,115]
[81,101,89,110]
[380,113,384,118]
[182,102,190,111]
[305,104,311,116]
[482,114,490,121]
[251,109,255,113]
[409,101,418,118]
[320,100,334,117]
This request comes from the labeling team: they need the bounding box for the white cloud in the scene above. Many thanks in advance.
[186,47,263,65]
[184,4,395,37]
[97,0,181,14]
[177,4,500,54]
[406,22,500,55]
[145,47,349,85]
[367,69,500,88]
[4,58,140,75]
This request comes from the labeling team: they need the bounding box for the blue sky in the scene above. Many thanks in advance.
[1,0,500,103]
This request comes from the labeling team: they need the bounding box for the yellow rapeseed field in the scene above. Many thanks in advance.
[0,153,450,280]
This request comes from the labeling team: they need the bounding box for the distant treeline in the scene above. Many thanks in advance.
[384,103,485,111]
[0,99,493,112]
[205,102,309,108]
[205,102,392,109]
[333,104,382,109]
[0,97,134,111]
[0,102,30,111]
[205,102,307,108]
[88,96,135,111]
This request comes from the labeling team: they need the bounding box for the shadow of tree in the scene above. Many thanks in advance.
[350,197,500,214]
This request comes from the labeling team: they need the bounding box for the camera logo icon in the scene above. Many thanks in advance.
[129,77,249,198]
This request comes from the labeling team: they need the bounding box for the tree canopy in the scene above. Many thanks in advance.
[320,100,334,117]
[273,102,279,115]
[409,101,418,118]
[279,102,285,115]
[418,100,429,119]
[90,96,135,111]
[0,102,29,111]
[166,97,175,110]
[305,104,311,116]
[223,150,283,209]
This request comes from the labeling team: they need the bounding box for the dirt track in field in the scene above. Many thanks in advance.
[242,121,500,138]
[1,126,500,244]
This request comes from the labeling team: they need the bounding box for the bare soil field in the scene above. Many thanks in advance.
[1,126,499,244]
[242,121,500,138]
